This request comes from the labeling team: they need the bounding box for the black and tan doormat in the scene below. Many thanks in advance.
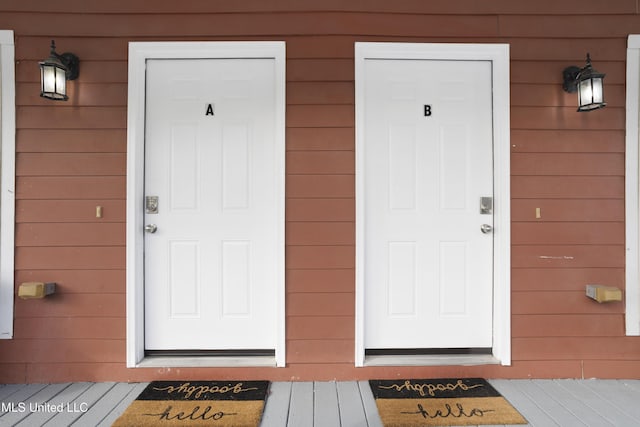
[369,378,527,426]
[112,380,270,427]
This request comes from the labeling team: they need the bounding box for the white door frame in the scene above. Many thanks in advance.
[0,30,15,340]
[625,35,640,336]
[126,41,286,367]
[354,42,511,366]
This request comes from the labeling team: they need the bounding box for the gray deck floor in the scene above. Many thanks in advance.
[0,379,639,426]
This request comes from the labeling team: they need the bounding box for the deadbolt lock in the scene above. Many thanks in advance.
[480,196,493,215]
[146,196,159,214]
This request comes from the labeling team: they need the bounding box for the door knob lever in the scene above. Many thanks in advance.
[480,224,493,234]
[144,224,158,234]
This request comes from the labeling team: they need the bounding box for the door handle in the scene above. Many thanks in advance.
[480,224,493,234]
[144,224,158,234]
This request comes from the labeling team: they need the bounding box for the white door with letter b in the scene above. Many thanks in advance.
[363,58,495,350]
[144,58,280,351]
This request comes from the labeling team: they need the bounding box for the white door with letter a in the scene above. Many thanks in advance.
[361,56,495,350]
[143,57,282,352]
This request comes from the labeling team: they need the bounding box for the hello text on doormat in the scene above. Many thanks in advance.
[369,378,527,426]
[112,380,270,427]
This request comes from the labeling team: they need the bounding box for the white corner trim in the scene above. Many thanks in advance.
[354,42,511,366]
[0,30,15,340]
[625,35,640,336]
[126,41,287,366]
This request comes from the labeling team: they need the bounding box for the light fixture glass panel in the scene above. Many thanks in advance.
[591,77,604,103]
[578,78,593,106]
[40,63,67,100]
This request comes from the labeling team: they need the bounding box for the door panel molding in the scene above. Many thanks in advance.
[354,42,511,366]
[126,41,286,367]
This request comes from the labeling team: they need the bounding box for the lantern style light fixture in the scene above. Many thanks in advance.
[39,40,79,101]
[562,53,606,112]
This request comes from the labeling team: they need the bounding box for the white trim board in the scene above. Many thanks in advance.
[126,41,287,367]
[625,35,640,336]
[0,30,15,340]
[354,42,511,366]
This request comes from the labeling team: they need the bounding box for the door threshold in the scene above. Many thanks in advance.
[137,355,277,368]
[364,353,500,367]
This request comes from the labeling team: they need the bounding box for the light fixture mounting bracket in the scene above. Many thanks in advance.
[562,65,581,93]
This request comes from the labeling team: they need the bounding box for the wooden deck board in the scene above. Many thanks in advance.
[489,379,561,426]
[0,379,639,426]
[42,382,117,427]
[528,379,613,426]
[582,380,640,420]
[94,382,148,427]
[261,381,292,427]
[336,381,368,427]
[554,380,639,427]
[0,384,27,401]
[15,383,93,427]
[287,381,314,427]
[358,380,384,427]
[2,383,69,426]
[313,382,340,427]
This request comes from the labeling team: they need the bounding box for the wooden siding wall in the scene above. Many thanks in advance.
[0,0,638,383]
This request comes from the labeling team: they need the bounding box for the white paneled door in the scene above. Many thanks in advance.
[362,58,495,350]
[143,58,280,351]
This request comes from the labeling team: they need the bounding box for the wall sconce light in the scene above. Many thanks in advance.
[39,40,79,101]
[562,53,606,112]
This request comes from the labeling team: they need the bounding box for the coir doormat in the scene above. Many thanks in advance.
[112,380,269,427]
[369,378,527,426]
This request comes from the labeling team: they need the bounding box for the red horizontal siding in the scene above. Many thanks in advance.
[500,15,640,37]
[17,153,126,176]
[512,314,624,337]
[287,175,354,198]
[512,245,625,269]
[512,153,623,176]
[288,316,354,340]
[14,317,125,339]
[511,268,625,292]
[513,337,640,361]
[0,13,501,38]
[14,294,124,318]
[17,106,126,129]
[286,269,354,293]
[16,223,125,246]
[512,83,625,108]
[15,247,124,270]
[15,269,125,293]
[287,340,353,364]
[286,222,354,246]
[288,105,354,127]
[287,293,354,317]
[17,200,125,223]
[287,151,354,175]
[18,82,128,106]
[287,128,354,151]
[0,0,634,15]
[287,82,353,104]
[511,222,624,245]
[512,199,624,222]
[17,129,127,153]
[512,292,623,315]
[286,199,354,222]
[511,176,624,199]
[0,339,123,363]
[511,129,624,153]
[17,176,125,199]
[287,246,354,269]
